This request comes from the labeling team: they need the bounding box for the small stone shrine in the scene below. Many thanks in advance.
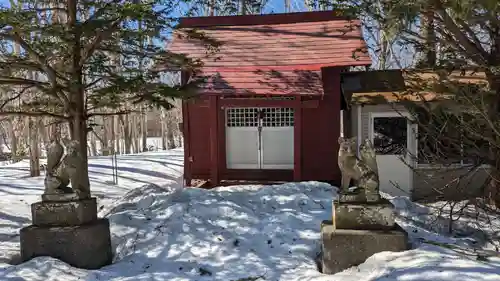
[320,137,409,274]
[20,139,112,269]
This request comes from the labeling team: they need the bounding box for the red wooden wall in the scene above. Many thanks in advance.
[182,67,342,186]
[299,67,341,184]
[182,96,211,183]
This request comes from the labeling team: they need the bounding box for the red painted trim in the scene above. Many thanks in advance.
[302,99,320,108]
[223,169,293,181]
[218,102,227,173]
[182,101,192,186]
[178,10,351,28]
[209,96,220,186]
[200,62,370,72]
[219,98,296,108]
[294,97,302,181]
[186,93,321,99]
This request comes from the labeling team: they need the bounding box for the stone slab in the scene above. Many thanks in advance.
[321,222,409,274]
[333,199,395,230]
[20,218,113,270]
[338,191,381,203]
[31,198,97,227]
[42,193,88,202]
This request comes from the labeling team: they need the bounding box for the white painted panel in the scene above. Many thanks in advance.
[261,127,294,169]
[369,113,415,196]
[226,127,259,169]
[376,155,412,196]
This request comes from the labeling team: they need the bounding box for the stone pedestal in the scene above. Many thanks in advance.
[32,198,97,226]
[321,194,408,274]
[321,221,408,274]
[334,199,395,230]
[20,196,113,269]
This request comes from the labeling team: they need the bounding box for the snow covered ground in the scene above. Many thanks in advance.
[0,136,175,160]
[0,149,499,280]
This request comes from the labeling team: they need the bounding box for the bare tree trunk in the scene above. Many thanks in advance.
[166,113,176,149]
[141,108,148,152]
[39,118,50,152]
[240,0,246,15]
[0,124,4,154]
[160,108,167,150]
[111,115,117,154]
[90,131,98,156]
[101,116,109,156]
[8,120,18,160]
[284,0,290,12]
[114,115,121,154]
[416,6,436,68]
[28,117,40,177]
[120,114,132,154]
[208,0,215,16]
[131,115,137,154]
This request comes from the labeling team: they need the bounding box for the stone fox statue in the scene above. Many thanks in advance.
[338,137,359,193]
[359,138,379,179]
[338,137,380,201]
[44,139,89,198]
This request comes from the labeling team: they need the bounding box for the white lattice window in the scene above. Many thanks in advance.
[262,107,294,127]
[226,108,259,127]
[226,107,294,127]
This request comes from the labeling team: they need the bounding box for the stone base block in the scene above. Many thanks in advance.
[42,193,87,202]
[31,198,97,227]
[321,222,409,274]
[20,218,112,269]
[334,199,395,230]
[339,191,381,203]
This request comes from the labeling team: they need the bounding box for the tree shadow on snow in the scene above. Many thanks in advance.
[377,245,500,281]
[0,210,30,241]
[393,199,498,249]
[98,182,334,280]
[88,164,178,181]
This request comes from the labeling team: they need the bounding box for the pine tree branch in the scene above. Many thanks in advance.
[0,77,69,107]
[0,77,49,87]
[0,60,44,73]
[34,7,66,13]
[0,110,68,119]
[433,1,489,65]
[80,19,122,67]
[0,92,22,109]
[455,17,489,58]
[88,110,138,117]
[85,77,105,89]
[0,32,64,85]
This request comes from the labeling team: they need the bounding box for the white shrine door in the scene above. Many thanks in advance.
[225,107,294,170]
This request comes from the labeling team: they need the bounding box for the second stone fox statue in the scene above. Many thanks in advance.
[337,137,380,202]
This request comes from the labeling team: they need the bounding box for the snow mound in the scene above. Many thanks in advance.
[1,181,500,281]
[99,181,335,281]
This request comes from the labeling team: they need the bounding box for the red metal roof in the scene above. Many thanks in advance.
[168,11,371,95]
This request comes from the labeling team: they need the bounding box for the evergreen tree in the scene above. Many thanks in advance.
[0,0,203,193]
